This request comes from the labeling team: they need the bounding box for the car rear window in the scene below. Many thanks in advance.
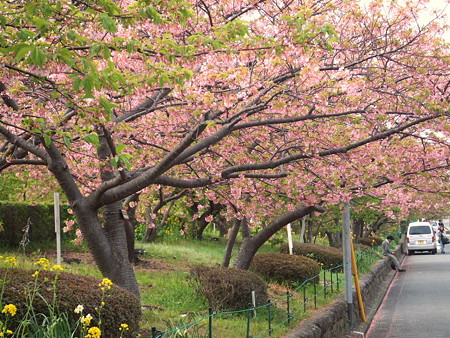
[409,226,431,235]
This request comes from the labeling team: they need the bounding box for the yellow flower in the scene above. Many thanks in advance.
[6,330,12,334]
[74,305,84,314]
[119,323,129,331]
[32,271,39,278]
[2,304,17,316]
[52,265,64,271]
[85,326,101,338]
[3,257,17,267]
[81,314,93,327]
[34,258,50,270]
[99,278,113,290]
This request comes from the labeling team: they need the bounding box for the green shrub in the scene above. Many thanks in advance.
[0,267,141,337]
[0,202,73,247]
[280,243,343,269]
[190,266,268,311]
[250,253,320,285]
[357,236,383,247]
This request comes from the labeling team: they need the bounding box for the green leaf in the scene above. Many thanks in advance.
[116,144,125,153]
[100,13,117,33]
[15,45,32,62]
[29,46,47,67]
[100,97,115,121]
[43,134,52,147]
[63,136,72,149]
[118,153,132,169]
[85,132,99,147]
[111,156,119,168]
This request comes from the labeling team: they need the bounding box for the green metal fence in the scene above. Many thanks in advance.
[149,248,380,338]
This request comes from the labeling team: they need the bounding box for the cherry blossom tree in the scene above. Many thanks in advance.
[1,0,450,298]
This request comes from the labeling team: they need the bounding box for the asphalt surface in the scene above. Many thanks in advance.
[365,247,450,338]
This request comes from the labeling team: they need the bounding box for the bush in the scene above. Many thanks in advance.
[0,202,73,247]
[0,267,141,337]
[357,236,383,247]
[250,253,320,285]
[190,266,268,311]
[280,243,343,269]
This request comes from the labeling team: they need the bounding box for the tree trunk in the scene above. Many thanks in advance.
[352,218,364,239]
[124,194,140,263]
[232,205,324,270]
[73,199,140,298]
[299,216,306,243]
[222,218,241,267]
[326,230,342,248]
[217,215,229,237]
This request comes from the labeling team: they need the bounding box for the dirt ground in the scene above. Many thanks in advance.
[43,250,183,272]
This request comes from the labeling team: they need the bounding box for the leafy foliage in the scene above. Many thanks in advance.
[357,236,383,247]
[1,267,141,337]
[189,266,268,311]
[280,243,343,270]
[0,202,73,247]
[250,253,320,285]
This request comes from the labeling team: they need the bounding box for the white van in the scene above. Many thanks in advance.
[407,221,437,255]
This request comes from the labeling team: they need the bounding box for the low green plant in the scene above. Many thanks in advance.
[0,256,140,337]
[280,243,343,269]
[250,253,321,285]
[190,266,268,311]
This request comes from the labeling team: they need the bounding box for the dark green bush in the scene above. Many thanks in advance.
[0,267,141,337]
[357,236,383,247]
[280,243,343,269]
[0,202,73,247]
[250,253,320,285]
[190,266,268,311]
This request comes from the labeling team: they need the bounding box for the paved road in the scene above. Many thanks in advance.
[366,249,450,338]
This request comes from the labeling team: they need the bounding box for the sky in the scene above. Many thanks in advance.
[360,0,450,41]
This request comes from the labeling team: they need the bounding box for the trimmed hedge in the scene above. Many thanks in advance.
[250,253,320,284]
[0,202,72,247]
[357,236,383,247]
[190,265,268,311]
[280,243,343,269]
[0,267,141,337]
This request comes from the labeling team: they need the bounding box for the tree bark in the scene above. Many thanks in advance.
[232,205,324,270]
[222,218,241,267]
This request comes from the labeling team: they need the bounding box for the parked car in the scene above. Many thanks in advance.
[406,221,437,255]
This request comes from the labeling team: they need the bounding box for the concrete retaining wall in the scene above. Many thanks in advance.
[284,245,404,338]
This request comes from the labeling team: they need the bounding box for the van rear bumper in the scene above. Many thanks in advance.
[407,243,436,251]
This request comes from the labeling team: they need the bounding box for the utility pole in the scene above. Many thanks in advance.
[342,201,353,330]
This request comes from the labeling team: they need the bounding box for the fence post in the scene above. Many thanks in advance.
[331,268,334,293]
[209,307,213,338]
[252,290,257,317]
[323,270,327,298]
[337,268,340,293]
[267,300,272,335]
[246,304,252,338]
[151,327,157,338]
[303,285,307,312]
[286,291,291,324]
[314,282,317,309]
